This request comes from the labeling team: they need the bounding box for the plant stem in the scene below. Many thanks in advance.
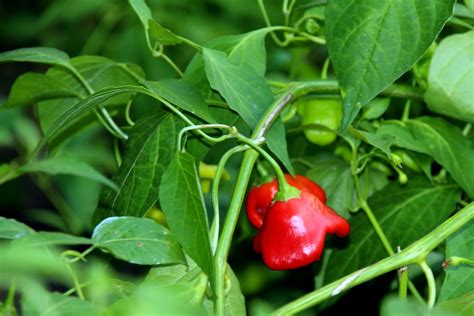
[271,203,474,315]
[65,262,85,300]
[160,52,184,77]
[214,152,258,315]
[419,260,436,308]
[68,66,128,140]
[5,280,16,311]
[235,135,291,194]
[177,124,233,151]
[210,145,246,253]
[398,265,408,299]
[267,80,424,101]
[351,146,424,301]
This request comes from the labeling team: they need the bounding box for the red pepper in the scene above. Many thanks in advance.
[246,174,326,229]
[254,192,349,270]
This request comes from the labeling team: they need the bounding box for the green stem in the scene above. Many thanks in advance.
[419,261,436,309]
[5,280,16,311]
[177,124,233,151]
[125,98,135,126]
[205,99,228,108]
[351,149,394,255]
[271,203,474,315]
[211,146,246,253]
[160,52,184,77]
[258,0,286,46]
[282,0,297,26]
[214,152,258,315]
[401,99,411,122]
[176,35,203,52]
[351,147,423,301]
[68,66,128,140]
[65,261,85,300]
[267,80,424,101]
[398,265,408,299]
[234,134,290,195]
[113,138,122,167]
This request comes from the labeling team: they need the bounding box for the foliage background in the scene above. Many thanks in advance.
[0,0,473,315]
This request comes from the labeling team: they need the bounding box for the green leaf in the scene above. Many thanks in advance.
[145,79,214,123]
[0,244,69,282]
[324,177,460,284]
[129,0,181,52]
[203,48,293,173]
[22,292,104,316]
[148,20,182,46]
[306,157,354,218]
[17,155,118,190]
[145,260,210,308]
[92,216,185,265]
[95,113,183,222]
[210,29,270,76]
[4,73,79,108]
[107,273,205,315]
[425,30,474,123]
[0,217,35,239]
[203,265,246,315]
[183,29,270,97]
[439,221,474,301]
[467,0,474,12]
[38,56,143,133]
[0,47,70,68]
[326,0,455,130]
[380,295,427,316]
[378,117,474,198]
[435,291,474,316]
[13,232,92,248]
[128,0,155,51]
[0,163,17,184]
[353,129,395,157]
[159,152,213,277]
[203,48,272,128]
[32,85,151,158]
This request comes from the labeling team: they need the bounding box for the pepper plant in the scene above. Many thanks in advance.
[0,0,473,315]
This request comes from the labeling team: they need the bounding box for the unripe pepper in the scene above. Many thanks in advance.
[246,174,326,229]
[298,98,342,146]
[255,192,350,270]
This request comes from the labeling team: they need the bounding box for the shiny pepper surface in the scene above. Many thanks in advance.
[246,174,326,229]
[254,192,350,270]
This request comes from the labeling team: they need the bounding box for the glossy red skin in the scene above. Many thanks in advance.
[246,175,326,229]
[256,192,350,270]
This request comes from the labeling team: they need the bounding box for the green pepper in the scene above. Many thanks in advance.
[298,98,342,146]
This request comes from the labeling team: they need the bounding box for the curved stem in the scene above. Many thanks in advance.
[398,264,408,299]
[68,66,128,140]
[235,135,290,193]
[419,261,436,308]
[113,138,122,167]
[210,145,246,253]
[176,35,203,52]
[160,52,184,77]
[271,203,474,315]
[125,99,135,126]
[177,124,233,151]
[64,261,85,300]
[258,0,286,46]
